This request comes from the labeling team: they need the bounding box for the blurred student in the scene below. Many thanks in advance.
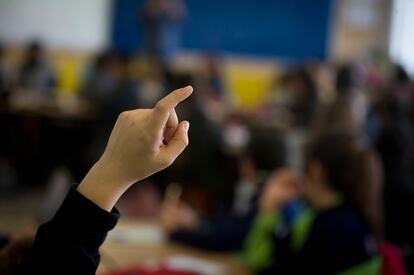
[80,52,117,107]
[373,92,414,271]
[336,64,355,96]
[18,41,56,96]
[160,130,287,252]
[197,54,225,101]
[140,0,186,63]
[159,154,259,251]
[138,60,166,108]
[390,65,414,111]
[1,86,193,274]
[80,52,139,165]
[334,63,371,141]
[81,52,138,117]
[311,98,361,140]
[282,68,318,128]
[242,132,383,275]
[160,156,260,252]
[0,43,16,98]
[106,54,139,118]
[0,43,5,97]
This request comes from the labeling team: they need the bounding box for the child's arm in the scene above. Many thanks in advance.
[241,212,281,269]
[16,86,193,275]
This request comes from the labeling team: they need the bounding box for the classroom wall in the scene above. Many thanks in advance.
[329,0,391,62]
[0,0,111,52]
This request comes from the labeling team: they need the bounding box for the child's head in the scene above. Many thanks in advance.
[303,132,383,239]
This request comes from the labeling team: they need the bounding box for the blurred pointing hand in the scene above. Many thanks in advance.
[78,86,193,211]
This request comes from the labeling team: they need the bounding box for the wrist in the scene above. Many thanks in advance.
[77,160,128,212]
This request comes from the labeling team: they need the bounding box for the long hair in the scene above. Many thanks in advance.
[304,132,383,241]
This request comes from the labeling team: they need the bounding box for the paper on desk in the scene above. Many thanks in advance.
[107,224,165,244]
[163,255,225,275]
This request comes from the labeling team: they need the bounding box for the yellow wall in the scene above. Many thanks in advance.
[224,61,279,109]
[5,47,281,108]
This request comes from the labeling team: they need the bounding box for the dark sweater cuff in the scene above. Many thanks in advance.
[53,186,120,233]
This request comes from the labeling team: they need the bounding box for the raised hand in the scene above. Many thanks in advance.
[78,86,193,211]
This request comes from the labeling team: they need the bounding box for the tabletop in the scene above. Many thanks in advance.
[97,219,253,275]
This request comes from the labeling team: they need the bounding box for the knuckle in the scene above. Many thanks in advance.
[155,101,167,113]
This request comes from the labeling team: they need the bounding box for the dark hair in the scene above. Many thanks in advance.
[310,97,358,136]
[22,41,44,69]
[335,64,354,95]
[247,128,286,172]
[27,41,41,53]
[393,64,409,83]
[304,132,383,241]
[288,67,317,96]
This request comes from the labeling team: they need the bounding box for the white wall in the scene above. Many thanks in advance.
[390,0,414,76]
[0,0,111,52]
[329,0,391,62]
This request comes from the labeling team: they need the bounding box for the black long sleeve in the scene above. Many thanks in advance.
[16,187,120,275]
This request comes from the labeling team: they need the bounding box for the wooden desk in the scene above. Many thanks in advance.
[97,220,252,275]
[0,92,96,120]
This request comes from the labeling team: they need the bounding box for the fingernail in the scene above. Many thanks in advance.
[183,121,190,131]
[184,85,193,93]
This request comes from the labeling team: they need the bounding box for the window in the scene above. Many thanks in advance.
[390,0,414,76]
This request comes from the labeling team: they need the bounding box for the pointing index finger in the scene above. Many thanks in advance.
[152,86,193,129]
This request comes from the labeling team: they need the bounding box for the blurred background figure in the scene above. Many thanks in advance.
[241,132,383,275]
[282,68,318,128]
[389,65,414,111]
[137,59,166,108]
[0,43,16,99]
[140,0,186,63]
[0,0,413,274]
[17,41,56,97]
[198,54,225,101]
[80,51,139,166]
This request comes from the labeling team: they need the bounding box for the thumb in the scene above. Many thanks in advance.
[160,121,189,164]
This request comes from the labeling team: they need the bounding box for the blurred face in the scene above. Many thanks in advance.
[239,158,256,181]
[303,161,326,205]
[285,75,306,96]
[291,78,306,94]
[112,60,129,81]
[28,46,43,63]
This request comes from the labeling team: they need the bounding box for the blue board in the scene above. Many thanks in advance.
[111,0,332,60]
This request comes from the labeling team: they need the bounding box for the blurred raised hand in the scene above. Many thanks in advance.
[259,169,301,214]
